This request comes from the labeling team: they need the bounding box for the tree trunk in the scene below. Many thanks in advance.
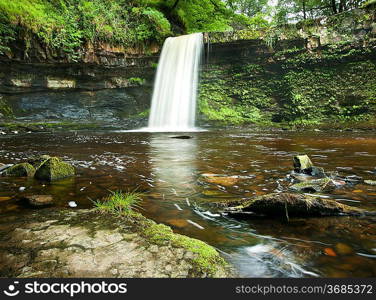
[303,0,307,19]
[331,0,338,14]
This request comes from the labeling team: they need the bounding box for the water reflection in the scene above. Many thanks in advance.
[148,135,198,195]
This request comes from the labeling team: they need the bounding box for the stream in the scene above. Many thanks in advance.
[0,129,375,277]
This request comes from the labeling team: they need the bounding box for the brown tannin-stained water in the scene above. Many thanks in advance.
[0,129,376,277]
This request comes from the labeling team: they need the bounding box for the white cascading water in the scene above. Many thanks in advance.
[147,33,203,132]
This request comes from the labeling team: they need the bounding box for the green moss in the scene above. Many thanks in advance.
[5,163,35,177]
[141,218,227,277]
[89,195,229,277]
[34,157,75,181]
[199,46,376,127]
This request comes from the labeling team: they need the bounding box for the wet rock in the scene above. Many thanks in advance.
[4,163,36,177]
[290,172,315,183]
[34,157,75,181]
[292,155,327,178]
[170,135,192,139]
[293,155,313,172]
[201,174,239,187]
[0,209,231,278]
[24,195,54,207]
[309,166,326,178]
[289,177,336,193]
[364,180,376,186]
[217,193,369,218]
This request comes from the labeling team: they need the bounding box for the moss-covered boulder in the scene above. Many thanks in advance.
[218,193,371,218]
[34,157,75,181]
[289,177,336,193]
[4,163,35,177]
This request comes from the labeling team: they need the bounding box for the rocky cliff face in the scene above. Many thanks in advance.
[0,8,375,128]
[198,8,376,127]
[0,61,156,126]
[0,33,160,127]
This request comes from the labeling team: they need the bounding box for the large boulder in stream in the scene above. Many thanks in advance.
[0,209,231,278]
[4,163,35,177]
[34,157,75,181]
[217,193,372,218]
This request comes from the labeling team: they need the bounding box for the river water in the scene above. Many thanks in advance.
[0,129,375,277]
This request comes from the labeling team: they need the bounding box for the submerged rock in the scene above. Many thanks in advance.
[201,174,239,187]
[4,163,36,177]
[217,193,370,218]
[34,157,75,181]
[289,177,336,193]
[24,195,54,207]
[0,209,231,278]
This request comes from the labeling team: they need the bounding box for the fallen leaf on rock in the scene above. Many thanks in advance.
[324,248,337,257]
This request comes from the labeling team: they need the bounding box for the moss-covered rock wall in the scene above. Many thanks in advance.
[199,9,376,128]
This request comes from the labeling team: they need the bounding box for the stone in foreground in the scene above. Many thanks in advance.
[0,209,231,278]
[217,193,370,218]
[4,163,35,177]
[34,157,75,181]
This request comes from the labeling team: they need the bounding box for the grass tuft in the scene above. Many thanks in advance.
[92,190,143,215]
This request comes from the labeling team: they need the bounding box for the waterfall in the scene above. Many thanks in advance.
[148,33,203,132]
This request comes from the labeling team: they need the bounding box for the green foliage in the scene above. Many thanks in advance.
[174,0,234,32]
[0,0,172,60]
[200,44,376,126]
[92,190,143,215]
[128,77,146,85]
